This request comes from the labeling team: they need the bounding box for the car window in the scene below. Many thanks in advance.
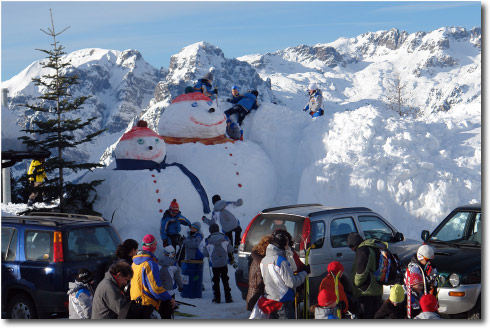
[310,220,325,249]
[330,217,357,248]
[25,230,53,261]
[358,216,393,242]
[2,227,17,261]
[66,226,119,260]
[244,214,304,252]
[431,211,478,243]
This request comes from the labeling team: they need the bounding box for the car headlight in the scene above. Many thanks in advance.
[449,273,460,287]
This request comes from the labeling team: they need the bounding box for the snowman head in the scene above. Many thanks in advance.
[158,92,227,139]
[115,121,167,165]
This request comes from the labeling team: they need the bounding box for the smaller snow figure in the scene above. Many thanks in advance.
[115,120,166,170]
[158,92,228,144]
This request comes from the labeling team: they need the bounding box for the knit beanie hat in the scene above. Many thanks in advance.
[191,221,201,231]
[212,194,221,205]
[409,272,424,286]
[76,268,94,284]
[420,294,438,313]
[169,199,179,211]
[389,284,405,303]
[327,261,344,276]
[317,288,337,307]
[163,245,176,257]
[209,223,220,234]
[142,234,157,252]
[308,82,318,91]
[232,85,239,91]
[203,72,213,81]
[251,90,259,97]
[347,232,364,249]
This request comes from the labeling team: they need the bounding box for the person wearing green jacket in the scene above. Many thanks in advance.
[347,232,383,319]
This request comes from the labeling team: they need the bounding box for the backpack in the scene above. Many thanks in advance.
[360,239,403,285]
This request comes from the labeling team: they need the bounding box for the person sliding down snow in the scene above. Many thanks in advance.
[203,195,243,252]
[194,72,217,98]
[226,119,243,141]
[303,83,324,117]
[224,90,259,125]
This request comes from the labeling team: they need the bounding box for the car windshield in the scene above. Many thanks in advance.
[66,226,119,260]
[429,211,481,246]
[244,214,305,252]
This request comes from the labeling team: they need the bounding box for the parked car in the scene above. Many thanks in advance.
[235,204,419,305]
[1,212,122,319]
[387,203,481,319]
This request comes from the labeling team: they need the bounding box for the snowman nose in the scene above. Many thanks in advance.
[209,108,215,113]
[148,146,153,150]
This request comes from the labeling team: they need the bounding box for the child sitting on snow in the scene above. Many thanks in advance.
[158,245,183,319]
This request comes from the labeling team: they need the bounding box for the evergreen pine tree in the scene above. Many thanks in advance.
[19,10,105,213]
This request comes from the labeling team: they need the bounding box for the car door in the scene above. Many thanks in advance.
[355,214,406,255]
[326,216,358,279]
[2,226,20,293]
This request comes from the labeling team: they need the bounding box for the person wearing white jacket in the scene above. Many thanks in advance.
[67,269,94,319]
[260,230,309,319]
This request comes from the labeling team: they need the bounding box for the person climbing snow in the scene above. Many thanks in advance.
[226,85,243,104]
[203,195,243,252]
[194,72,217,98]
[303,82,324,117]
[160,199,192,249]
[224,90,259,126]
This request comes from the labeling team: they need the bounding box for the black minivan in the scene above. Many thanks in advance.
[1,212,121,319]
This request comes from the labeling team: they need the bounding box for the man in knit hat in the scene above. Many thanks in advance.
[203,223,235,303]
[374,284,407,319]
[130,234,176,314]
[160,199,191,249]
[347,232,383,319]
[183,221,204,260]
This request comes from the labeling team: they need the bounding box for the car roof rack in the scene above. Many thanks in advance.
[261,204,324,213]
[28,212,105,222]
[308,207,372,217]
[1,212,106,226]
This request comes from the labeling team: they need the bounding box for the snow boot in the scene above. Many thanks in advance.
[225,295,233,303]
[212,294,221,303]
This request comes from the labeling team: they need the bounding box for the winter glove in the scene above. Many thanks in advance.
[202,216,207,221]
[213,88,218,95]
[235,198,243,206]
[226,98,231,102]
[338,300,346,311]
[178,287,184,292]
[163,239,169,247]
[303,264,311,275]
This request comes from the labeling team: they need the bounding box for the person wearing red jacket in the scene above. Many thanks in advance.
[318,261,349,317]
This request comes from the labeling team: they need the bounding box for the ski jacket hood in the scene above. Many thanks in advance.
[203,232,233,267]
[67,281,94,319]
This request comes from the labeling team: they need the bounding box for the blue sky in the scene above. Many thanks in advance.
[1,1,481,81]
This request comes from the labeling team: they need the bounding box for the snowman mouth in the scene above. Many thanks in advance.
[190,115,226,127]
[134,148,164,161]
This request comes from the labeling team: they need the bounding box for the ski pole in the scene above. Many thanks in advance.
[176,300,196,307]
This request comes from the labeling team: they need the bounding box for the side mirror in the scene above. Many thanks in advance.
[393,232,404,242]
[421,230,430,242]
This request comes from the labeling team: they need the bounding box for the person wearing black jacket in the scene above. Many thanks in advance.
[374,284,407,319]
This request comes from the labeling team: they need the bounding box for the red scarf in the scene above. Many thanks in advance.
[257,296,283,314]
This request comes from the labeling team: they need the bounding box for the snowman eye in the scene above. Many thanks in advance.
[137,138,144,145]
[191,102,198,107]
[155,138,159,144]
[207,101,213,106]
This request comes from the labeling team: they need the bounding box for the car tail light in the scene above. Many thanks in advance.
[241,213,261,246]
[299,217,311,251]
[53,231,64,262]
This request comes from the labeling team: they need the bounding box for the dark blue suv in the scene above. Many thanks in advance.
[1,212,122,319]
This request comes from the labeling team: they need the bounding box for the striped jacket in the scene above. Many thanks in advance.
[130,250,171,309]
[260,244,307,302]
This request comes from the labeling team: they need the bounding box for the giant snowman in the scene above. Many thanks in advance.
[86,94,277,251]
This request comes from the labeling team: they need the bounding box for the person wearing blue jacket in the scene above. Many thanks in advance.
[224,90,259,125]
[183,222,204,260]
[160,199,191,248]
[226,85,243,104]
[194,72,217,98]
